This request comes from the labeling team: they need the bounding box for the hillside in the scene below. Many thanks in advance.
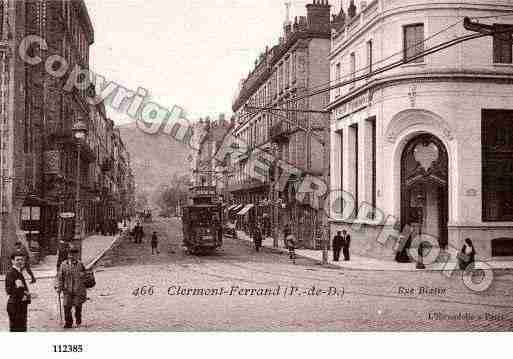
[117,121,195,200]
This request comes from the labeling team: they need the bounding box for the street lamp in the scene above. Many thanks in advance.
[72,120,88,249]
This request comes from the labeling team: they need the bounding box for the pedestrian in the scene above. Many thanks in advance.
[151,231,160,255]
[342,229,351,261]
[5,253,32,332]
[56,246,87,329]
[137,223,145,244]
[332,231,343,262]
[458,238,476,270]
[12,240,36,283]
[283,225,291,249]
[283,226,296,264]
[253,224,263,252]
[133,222,140,243]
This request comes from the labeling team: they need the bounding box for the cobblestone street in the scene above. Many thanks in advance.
[2,218,513,331]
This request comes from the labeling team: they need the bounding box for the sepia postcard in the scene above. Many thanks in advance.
[1,0,513,345]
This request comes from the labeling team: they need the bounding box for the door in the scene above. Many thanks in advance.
[399,134,448,262]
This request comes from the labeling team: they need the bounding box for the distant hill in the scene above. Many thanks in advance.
[117,121,195,199]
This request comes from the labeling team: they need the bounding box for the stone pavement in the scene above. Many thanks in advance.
[235,230,513,271]
[0,233,122,281]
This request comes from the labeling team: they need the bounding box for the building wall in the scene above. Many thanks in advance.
[329,0,513,260]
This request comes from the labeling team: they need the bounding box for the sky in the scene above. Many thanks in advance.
[85,0,345,125]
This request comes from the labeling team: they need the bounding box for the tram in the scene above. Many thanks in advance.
[181,186,223,254]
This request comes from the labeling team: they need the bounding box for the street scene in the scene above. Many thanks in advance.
[1,0,513,335]
[1,217,512,331]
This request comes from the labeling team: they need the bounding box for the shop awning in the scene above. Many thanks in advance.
[227,204,240,211]
[236,204,254,216]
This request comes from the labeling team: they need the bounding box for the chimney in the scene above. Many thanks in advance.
[219,113,225,123]
[331,3,346,31]
[348,0,356,18]
[306,0,331,33]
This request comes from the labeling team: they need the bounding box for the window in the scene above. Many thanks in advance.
[368,118,376,218]
[350,53,356,88]
[367,40,373,73]
[493,24,512,64]
[482,109,513,221]
[0,1,3,39]
[349,124,358,215]
[404,24,424,63]
[291,52,296,82]
[335,62,341,97]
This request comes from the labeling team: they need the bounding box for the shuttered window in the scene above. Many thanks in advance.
[493,24,512,64]
[404,24,424,63]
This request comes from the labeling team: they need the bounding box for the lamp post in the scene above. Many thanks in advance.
[72,120,88,254]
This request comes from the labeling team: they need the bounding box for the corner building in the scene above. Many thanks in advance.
[328,0,513,261]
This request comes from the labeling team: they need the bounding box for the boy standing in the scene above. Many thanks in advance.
[151,231,160,255]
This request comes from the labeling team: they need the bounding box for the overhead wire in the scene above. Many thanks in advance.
[235,16,468,124]
[235,12,513,126]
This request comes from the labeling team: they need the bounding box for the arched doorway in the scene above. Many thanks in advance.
[397,134,448,262]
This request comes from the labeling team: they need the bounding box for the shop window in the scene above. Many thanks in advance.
[404,23,424,63]
[482,109,513,221]
[492,238,513,257]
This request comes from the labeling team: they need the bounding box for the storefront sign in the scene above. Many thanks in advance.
[333,90,371,120]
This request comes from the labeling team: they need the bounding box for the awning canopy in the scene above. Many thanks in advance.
[236,204,255,216]
[227,204,240,211]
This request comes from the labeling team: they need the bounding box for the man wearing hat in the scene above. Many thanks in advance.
[5,253,32,331]
[56,246,87,329]
[12,240,36,283]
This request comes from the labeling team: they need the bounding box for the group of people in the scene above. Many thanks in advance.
[250,222,298,264]
[332,230,351,262]
[95,219,120,236]
[130,222,161,255]
[5,240,90,332]
[251,223,352,266]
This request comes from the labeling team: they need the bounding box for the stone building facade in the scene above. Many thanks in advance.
[328,0,513,261]
[0,0,135,272]
[229,0,332,248]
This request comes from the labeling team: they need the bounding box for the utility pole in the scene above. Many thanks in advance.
[270,142,279,248]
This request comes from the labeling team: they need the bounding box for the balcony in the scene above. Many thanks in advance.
[101,158,113,172]
[270,121,293,142]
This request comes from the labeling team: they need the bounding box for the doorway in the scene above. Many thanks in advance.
[398,134,448,262]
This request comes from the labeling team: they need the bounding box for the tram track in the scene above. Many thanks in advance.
[175,257,513,311]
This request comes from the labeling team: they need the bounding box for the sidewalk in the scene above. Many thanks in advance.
[236,230,513,272]
[0,233,123,281]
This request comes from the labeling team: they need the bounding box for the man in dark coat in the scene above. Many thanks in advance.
[332,231,343,262]
[5,253,32,331]
[342,229,351,261]
[252,224,263,252]
[12,241,36,283]
[56,247,87,329]
[151,231,159,255]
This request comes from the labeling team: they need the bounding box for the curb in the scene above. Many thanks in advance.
[0,232,126,281]
[84,232,124,271]
[233,231,503,272]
